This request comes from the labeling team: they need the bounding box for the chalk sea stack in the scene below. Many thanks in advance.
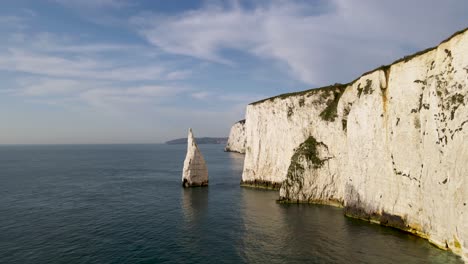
[182,128,209,187]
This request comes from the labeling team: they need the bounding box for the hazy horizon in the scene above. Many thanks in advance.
[1,0,467,144]
[0,134,228,145]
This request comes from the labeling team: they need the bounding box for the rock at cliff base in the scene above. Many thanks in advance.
[182,128,209,187]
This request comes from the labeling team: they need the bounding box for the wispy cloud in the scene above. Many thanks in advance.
[0,29,191,83]
[10,76,189,111]
[0,15,25,25]
[79,84,187,108]
[27,32,142,53]
[1,0,466,144]
[53,0,130,9]
[131,5,261,65]
[0,9,36,31]
[0,28,194,115]
[0,15,29,30]
[0,48,187,82]
[132,0,468,85]
[17,78,87,96]
[191,90,266,105]
[191,91,212,100]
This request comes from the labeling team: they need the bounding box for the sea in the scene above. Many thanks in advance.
[0,144,463,264]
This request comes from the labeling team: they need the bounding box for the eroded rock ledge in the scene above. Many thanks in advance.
[240,180,282,190]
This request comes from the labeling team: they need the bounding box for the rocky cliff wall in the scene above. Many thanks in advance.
[225,120,246,154]
[239,28,468,259]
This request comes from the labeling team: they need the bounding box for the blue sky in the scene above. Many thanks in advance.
[0,0,467,144]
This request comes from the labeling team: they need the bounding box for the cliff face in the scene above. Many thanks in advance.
[241,84,347,190]
[239,29,468,259]
[225,120,246,154]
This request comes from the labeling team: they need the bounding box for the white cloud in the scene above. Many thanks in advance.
[0,15,24,25]
[0,48,189,82]
[0,30,193,112]
[132,0,468,85]
[19,32,142,54]
[9,76,189,108]
[190,90,266,105]
[1,32,185,82]
[78,85,187,110]
[217,93,265,103]
[18,78,86,96]
[191,91,212,100]
[0,9,36,30]
[131,6,261,65]
[2,0,466,144]
[0,15,28,30]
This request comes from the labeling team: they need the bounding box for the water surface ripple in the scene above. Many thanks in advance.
[0,144,462,263]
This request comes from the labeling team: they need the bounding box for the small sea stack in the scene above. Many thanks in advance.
[182,128,209,187]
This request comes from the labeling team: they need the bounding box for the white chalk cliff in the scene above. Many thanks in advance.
[182,128,209,187]
[228,28,468,259]
[225,120,246,154]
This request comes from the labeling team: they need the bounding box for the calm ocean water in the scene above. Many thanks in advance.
[0,144,462,264]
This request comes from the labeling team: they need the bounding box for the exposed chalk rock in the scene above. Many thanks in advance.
[225,119,246,153]
[182,128,208,187]
[237,28,468,259]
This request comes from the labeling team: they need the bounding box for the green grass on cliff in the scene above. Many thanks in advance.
[288,136,326,173]
[249,83,348,106]
[319,86,346,122]
[282,136,328,199]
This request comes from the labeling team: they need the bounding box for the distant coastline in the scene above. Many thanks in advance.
[165,137,228,145]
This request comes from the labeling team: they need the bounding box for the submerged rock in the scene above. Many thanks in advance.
[182,128,208,187]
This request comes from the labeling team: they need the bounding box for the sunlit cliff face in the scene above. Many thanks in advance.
[227,29,468,259]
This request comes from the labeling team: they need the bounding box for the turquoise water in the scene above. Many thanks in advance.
[0,144,462,263]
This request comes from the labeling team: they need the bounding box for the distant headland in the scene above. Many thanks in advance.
[165,137,228,145]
